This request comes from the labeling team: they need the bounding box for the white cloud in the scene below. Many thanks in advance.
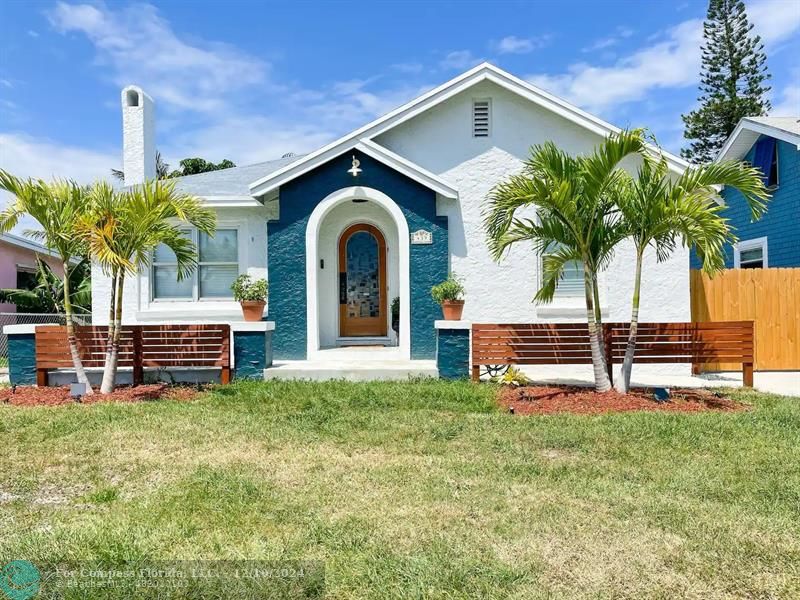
[38,1,437,173]
[770,82,800,117]
[46,1,267,113]
[439,50,481,70]
[528,19,703,113]
[582,27,635,53]
[0,132,114,182]
[747,0,800,45]
[493,35,550,55]
[391,62,424,74]
[527,0,800,114]
[582,37,618,52]
[0,132,117,234]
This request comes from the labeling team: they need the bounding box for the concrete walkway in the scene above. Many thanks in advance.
[518,365,800,397]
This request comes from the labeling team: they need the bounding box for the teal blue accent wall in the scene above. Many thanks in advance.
[8,333,36,386]
[268,150,448,359]
[233,331,272,380]
[691,137,800,268]
[436,328,470,379]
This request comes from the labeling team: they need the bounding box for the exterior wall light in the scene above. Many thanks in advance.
[347,155,362,177]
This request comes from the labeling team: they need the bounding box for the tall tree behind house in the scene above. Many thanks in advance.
[681,0,771,164]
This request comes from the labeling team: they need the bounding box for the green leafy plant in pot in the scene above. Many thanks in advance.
[431,274,465,320]
[231,275,268,321]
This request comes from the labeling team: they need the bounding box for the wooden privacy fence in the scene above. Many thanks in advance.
[35,324,231,386]
[471,321,754,386]
[691,268,800,370]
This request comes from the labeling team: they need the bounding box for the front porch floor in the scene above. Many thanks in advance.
[264,346,437,381]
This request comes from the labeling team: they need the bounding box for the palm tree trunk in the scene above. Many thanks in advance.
[100,274,124,394]
[100,268,118,394]
[616,249,644,394]
[592,272,605,356]
[63,261,93,394]
[584,263,612,392]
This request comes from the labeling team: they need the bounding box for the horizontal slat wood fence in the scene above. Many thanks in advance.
[691,268,800,370]
[472,322,754,386]
[35,324,231,386]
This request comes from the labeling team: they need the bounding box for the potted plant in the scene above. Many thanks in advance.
[231,275,268,321]
[431,274,465,320]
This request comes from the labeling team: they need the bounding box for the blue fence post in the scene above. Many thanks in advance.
[435,320,471,379]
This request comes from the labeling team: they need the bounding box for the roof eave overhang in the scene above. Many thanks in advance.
[717,118,800,162]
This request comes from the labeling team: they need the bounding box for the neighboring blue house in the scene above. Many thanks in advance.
[694,117,800,269]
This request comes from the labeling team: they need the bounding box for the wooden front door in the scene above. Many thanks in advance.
[339,223,387,337]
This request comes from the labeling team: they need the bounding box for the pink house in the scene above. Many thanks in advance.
[0,233,66,313]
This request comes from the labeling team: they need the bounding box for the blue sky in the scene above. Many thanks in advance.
[1,0,798,197]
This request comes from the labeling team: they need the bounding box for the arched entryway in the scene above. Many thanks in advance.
[306,186,411,360]
[338,223,387,337]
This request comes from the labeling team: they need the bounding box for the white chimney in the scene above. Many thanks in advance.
[121,85,155,186]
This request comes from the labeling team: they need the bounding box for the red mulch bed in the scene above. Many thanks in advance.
[499,385,748,415]
[0,384,203,407]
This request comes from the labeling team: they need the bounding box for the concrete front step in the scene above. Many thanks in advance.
[264,360,438,381]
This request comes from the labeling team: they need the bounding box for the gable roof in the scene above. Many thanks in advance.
[248,62,690,197]
[717,116,800,162]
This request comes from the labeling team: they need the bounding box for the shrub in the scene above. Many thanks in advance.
[431,274,465,304]
[494,366,530,387]
[231,275,268,302]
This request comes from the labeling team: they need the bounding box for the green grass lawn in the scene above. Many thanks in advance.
[1,380,799,598]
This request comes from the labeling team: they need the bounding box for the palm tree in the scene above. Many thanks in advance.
[0,172,95,392]
[485,130,647,392]
[82,179,215,393]
[614,156,769,393]
[0,256,92,314]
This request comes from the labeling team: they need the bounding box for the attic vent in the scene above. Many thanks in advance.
[472,99,490,137]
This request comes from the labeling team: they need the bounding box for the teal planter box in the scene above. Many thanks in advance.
[8,332,37,386]
[233,329,273,380]
[436,323,470,379]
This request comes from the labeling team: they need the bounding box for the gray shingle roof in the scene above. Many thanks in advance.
[170,154,305,197]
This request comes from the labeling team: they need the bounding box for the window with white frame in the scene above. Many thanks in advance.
[542,245,584,297]
[555,259,584,296]
[152,228,239,300]
[734,237,768,269]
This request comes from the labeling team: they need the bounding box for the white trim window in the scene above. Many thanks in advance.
[541,246,584,297]
[734,237,768,269]
[554,259,584,296]
[152,227,240,301]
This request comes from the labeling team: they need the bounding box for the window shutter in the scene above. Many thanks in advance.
[752,137,776,186]
[472,100,490,137]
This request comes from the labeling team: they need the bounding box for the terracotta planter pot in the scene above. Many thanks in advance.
[441,300,464,321]
[240,300,266,322]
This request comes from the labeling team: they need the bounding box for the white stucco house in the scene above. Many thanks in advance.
[92,62,691,378]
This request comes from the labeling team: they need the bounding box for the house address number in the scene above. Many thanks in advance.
[411,229,433,245]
